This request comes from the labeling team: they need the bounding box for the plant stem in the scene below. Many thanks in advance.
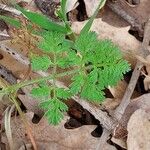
[52,52,57,99]
[10,95,38,150]
[65,22,76,41]
[1,67,80,94]
[1,63,107,94]
[1,72,37,149]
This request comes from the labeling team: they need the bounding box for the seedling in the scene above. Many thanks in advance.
[0,0,130,125]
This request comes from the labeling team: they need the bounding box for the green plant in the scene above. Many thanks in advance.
[0,0,130,125]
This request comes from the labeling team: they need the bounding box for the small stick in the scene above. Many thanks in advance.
[114,19,150,120]
[73,96,117,131]
[96,129,111,150]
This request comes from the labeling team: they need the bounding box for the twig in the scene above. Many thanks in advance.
[11,96,38,150]
[114,19,150,120]
[96,129,110,150]
[73,96,116,131]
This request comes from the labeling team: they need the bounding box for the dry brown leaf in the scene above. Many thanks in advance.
[66,0,78,13]
[127,0,150,24]
[108,81,128,99]
[106,0,150,37]
[111,137,127,149]
[107,80,139,109]
[127,109,150,150]
[71,18,142,67]
[18,86,44,117]
[96,129,117,150]
[113,93,150,139]
[83,0,100,17]
[143,55,150,90]
[143,75,150,91]
[102,98,120,111]
[0,41,29,79]
[6,113,117,150]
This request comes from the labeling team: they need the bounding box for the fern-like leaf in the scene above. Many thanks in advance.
[40,98,68,125]
[70,31,130,103]
[31,55,53,71]
[31,86,50,98]
[56,88,72,100]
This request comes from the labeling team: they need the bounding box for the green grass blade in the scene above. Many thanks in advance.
[80,0,106,35]
[0,15,21,28]
[60,0,67,22]
[4,105,15,149]
[16,5,68,33]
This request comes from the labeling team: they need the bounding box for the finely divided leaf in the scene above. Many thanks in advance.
[56,99,68,111]
[71,31,130,103]
[31,86,50,98]
[40,98,68,125]
[38,31,66,53]
[31,55,53,71]
[70,73,85,95]
[56,88,71,99]
[81,82,105,102]
[3,4,130,125]
[81,69,105,102]
[45,108,64,125]
[75,31,97,53]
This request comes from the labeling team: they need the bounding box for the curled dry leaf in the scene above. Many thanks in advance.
[66,0,79,13]
[108,80,140,101]
[143,55,150,90]
[127,109,150,150]
[83,0,100,17]
[71,18,142,67]
[6,112,117,150]
[143,75,150,91]
[136,54,150,91]
[108,81,128,99]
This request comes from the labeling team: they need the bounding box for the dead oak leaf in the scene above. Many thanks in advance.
[127,109,150,150]
[9,113,117,150]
